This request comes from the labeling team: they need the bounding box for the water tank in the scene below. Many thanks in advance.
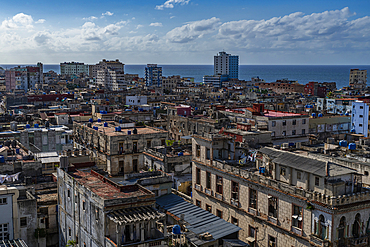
[93,126,98,130]
[318,113,323,117]
[97,119,102,123]
[348,143,356,150]
[351,128,356,133]
[311,113,316,117]
[178,152,183,156]
[128,131,131,135]
[172,225,181,235]
[133,128,137,134]
[16,149,20,154]
[10,121,17,131]
[119,119,123,124]
[0,155,5,163]
[288,142,295,147]
[26,124,31,129]
[339,140,347,147]
[34,123,39,128]
[117,126,121,132]
[89,118,93,123]
[104,122,108,127]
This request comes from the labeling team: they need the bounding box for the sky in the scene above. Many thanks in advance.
[1,0,370,65]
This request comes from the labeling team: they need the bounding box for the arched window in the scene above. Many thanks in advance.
[319,215,327,240]
[338,216,346,244]
[353,214,361,238]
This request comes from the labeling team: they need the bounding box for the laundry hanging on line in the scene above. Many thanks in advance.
[0,172,21,184]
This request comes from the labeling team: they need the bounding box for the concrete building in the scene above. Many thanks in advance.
[349,69,367,91]
[73,121,168,176]
[96,68,126,91]
[60,62,89,76]
[5,63,43,91]
[57,168,166,247]
[309,115,351,138]
[203,74,229,88]
[162,75,181,91]
[317,98,354,115]
[192,134,370,247]
[255,80,305,94]
[89,59,124,79]
[214,51,239,79]
[351,100,369,137]
[126,95,148,106]
[0,185,37,246]
[254,108,309,145]
[145,64,162,87]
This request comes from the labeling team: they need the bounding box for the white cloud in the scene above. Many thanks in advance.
[83,16,98,21]
[35,19,45,24]
[150,22,163,27]
[1,13,34,29]
[102,11,114,16]
[136,24,144,29]
[166,17,220,43]
[155,0,190,10]
[170,16,175,19]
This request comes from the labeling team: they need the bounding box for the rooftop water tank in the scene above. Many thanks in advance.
[312,113,316,117]
[0,155,4,163]
[128,131,131,135]
[26,124,31,128]
[104,122,108,127]
[348,143,356,150]
[318,113,323,117]
[89,118,93,123]
[34,123,39,128]
[351,128,355,133]
[339,140,347,147]
[97,119,102,123]
[119,119,123,124]
[172,225,181,235]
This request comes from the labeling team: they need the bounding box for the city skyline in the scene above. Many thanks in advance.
[1,0,370,65]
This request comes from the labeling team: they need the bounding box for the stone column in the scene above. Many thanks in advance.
[130,224,134,241]
[141,223,145,242]
[115,224,120,246]
[136,223,140,241]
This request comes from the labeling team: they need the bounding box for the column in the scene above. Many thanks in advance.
[115,224,120,246]
[130,224,134,241]
[141,223,145,242]
[163,218,168,237]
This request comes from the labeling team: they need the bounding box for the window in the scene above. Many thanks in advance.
[196,168,201,185]
[216,209,223,219]
[231,181,239,201]
[147,140,151,148]
[302,129,305,135]
[271,131,275,137]
[280,167,286,176]
[0,198,7,204]
[249,189,257,209]
[359,124,363,127]
[292,205,303,229]
[297,172,301,180]
[292,120,296,125]
[196,200,201,208]
[68,189,70,198]
[0,224,9,240]
[360,106,364,109]
[248,226,256,247]
[315,215,327,240]
[82,201,86,211]
[282,120,286,126]
[206,148,210,160]
[365,171,369,176]
[206,172,211,189]
[216,175,223,194]
[315,177,320,186]
[95,208,99,222]
[282,131,286,136]
[272,121,276,127]
[20,217,27,228]
[268,196,278,218]
[206,204,212,213]
[302,119,306,124]
[268,236,276,247]
[231,217,238,226]
[292,130,296,135]
[360,115,363,118]
[68,227,72,237]
[196,145,200,157]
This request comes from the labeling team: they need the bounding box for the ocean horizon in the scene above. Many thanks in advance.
[2,64,370,89]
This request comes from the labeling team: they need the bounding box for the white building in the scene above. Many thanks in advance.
[214,51,239,79]
[60,62,89,76]
[89,59,124,78]
[96,68,126,91]
[126,95,148,106]
[351,101,369,137]
[317,98,353,115]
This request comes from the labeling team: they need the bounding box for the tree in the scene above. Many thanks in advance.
[66,240,77,247]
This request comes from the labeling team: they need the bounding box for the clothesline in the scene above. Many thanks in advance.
[0,172,21,184]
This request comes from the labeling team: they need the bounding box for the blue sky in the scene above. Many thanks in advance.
[1,0,370,65]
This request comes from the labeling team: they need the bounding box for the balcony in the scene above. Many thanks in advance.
[309,234,330,247]
[194,184,202,191]
[205,188,213,196]
[215,192,223,201]
[248,207,257,216]
[348,236,369,246]
[230,198,240,207]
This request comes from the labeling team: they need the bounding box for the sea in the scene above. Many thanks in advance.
[2,64,370,89]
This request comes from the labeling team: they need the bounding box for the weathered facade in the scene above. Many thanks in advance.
[192,134,370,247]
[57,168,166,247]
[73,121,168,175]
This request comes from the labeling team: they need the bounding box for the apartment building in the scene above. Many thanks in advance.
[214,51,239,79]
[162,75,181,91]
[145,64,162,87]
[254,109,309,145]
[5,63,43,91]
[60,62,89,76]
[192,134,370,247]
[73,120,168,175]
[96,68,126,91]
[349,69,367,91]
[58,168,166,247]
[351,101,369,137]
[89,59,124,79]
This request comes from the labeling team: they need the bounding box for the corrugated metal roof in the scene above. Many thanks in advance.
[0,239,28,247]
[107,206,165,224]
[156,193,241,243]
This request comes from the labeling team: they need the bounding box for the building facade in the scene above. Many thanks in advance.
[60,62,89,76]
[351,101,369,137]
[89,59,124,79]
[349,69,367,91]
[214,51,239,79]
[145,64,162,87]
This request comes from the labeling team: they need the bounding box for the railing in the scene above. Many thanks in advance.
[348,236,369,246]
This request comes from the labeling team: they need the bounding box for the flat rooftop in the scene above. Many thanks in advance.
[70,170,152,200]
[263,111,305,118]
[78,121,168,137]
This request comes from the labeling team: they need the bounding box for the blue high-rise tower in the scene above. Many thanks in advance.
[214,51,239,79]
[145,64,162,87]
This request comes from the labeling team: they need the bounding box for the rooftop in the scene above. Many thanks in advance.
[262,111,306,118]
[70,170,152,200]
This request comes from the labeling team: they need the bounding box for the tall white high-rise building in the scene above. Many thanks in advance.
[214,51,239,79]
